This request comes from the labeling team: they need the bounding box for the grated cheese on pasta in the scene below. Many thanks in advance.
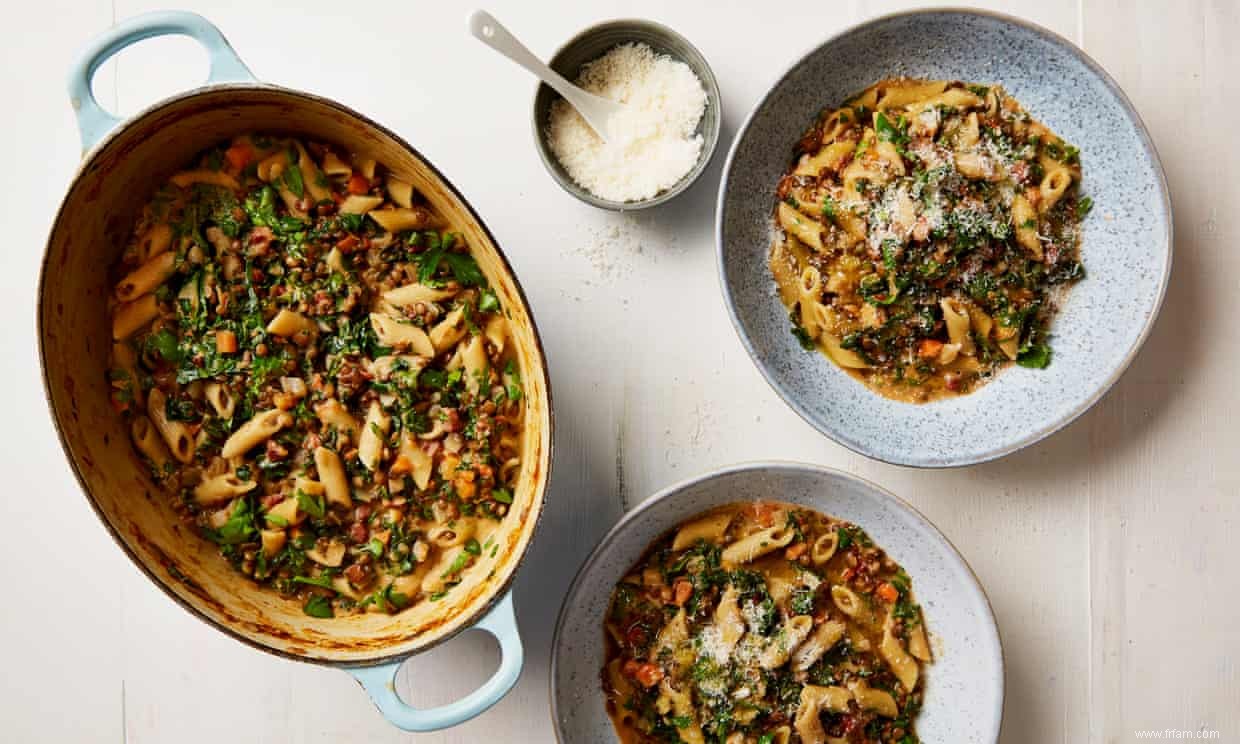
[546,43,706,203]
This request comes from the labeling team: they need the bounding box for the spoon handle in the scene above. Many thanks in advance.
[468,10,611,135]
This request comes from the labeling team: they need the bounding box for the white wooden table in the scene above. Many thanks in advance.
[3,0,1236,741]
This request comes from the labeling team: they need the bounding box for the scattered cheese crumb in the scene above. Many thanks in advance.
[547,42,707,203]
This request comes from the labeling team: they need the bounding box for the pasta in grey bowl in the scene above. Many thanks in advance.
[550,462,1004,743]
[716,9,1172,467]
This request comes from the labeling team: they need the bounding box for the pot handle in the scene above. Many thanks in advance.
[348,591,524,732]
[67,10,254,151]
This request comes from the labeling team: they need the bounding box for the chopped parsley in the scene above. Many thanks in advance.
[283,163,304,198]
[295,488,326,519]
[1016,341,1053,369]
[821,194,837,220]
[207,498,256,546]
[303,595,334,618]
[1077,196,1094,218]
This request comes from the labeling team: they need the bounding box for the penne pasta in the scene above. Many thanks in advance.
[260,529,287,558]
[321,150,351,176]
[769,78,1086,401]
[266,309,317,338]
[721,524,795,565]
[792,619,847,671]
[483,315,508,354]
[106,133,527,620]
[460,335,488,396]
[428,307,467,352]
[338,194,384,215]
[810,531,839,564]
[357,401,390,471]
[671,511,734,551]
[427,518,475,548]
[313,447,351,508]
[147,388,194,463]
[194,472,257,507]
[170,169,240,191]
[831,584,864,617]
[795,684,852,744]
[880,610,920,691]
[369,312,435,356]
[778,201,824,253]
[135,223,173,263]
[368,206,436,233]
[850,680,900,717]
[602,502,931,742]
[757,615,813,669]
[386,179,414,208]
[204,382,236,420]
[112,295,160,340]
[130,415,170,469]
[382,282,455,307]
[1012,193,1043,259]
[315,398,361,441]
[295,142,331,203]
[265,495,304,527]
[115,250,176,302]
[256,151,286,182]
[940,298,976,356]
[352,155,377,180]
[220,409,292,459]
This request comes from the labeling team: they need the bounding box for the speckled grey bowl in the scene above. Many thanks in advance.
[532,19,721,211]
[550,462,1004,743]
[717,9,1172,467]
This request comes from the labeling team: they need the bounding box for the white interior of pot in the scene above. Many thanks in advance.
[39,85,550,663]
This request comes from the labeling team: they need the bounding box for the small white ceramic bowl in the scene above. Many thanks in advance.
[532,19,722,211]
[550,462,1004,743]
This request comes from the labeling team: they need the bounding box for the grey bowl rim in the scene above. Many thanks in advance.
[714,6,1174,469]
[547,459,1006,743]
[530,17,723,212]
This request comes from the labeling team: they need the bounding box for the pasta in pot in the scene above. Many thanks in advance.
[770,78,1089,402]
[106,134,526,619]
[602,502,930,744]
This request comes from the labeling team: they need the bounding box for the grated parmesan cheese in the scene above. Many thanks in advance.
[696,624,730,665]
[546,42,707,203]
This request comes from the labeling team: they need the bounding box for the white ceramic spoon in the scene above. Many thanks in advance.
[469,10,625,140]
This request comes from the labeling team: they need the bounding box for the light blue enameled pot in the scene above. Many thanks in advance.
[44,11,553,732]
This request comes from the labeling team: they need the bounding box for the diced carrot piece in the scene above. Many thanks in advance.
[876,582,899,603]
[750,502,779,527]
[785,542,808,560]
[917,339,944,359]
[634,663,664,689]
[224,142,254,171]
[216,330,238,354]
[347,175,370,195]
[671,579,693,606]
[390,455,413,476]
